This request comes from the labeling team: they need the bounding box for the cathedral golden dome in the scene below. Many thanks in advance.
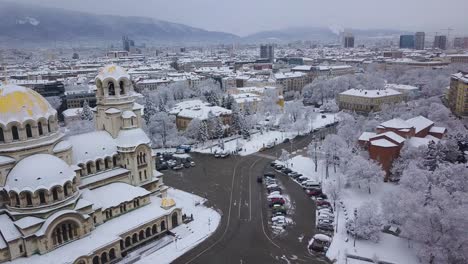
[0,83,56,126]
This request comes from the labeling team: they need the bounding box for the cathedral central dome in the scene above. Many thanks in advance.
[0,83,56,126]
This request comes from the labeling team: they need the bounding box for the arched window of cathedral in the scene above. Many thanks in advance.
[25,192,33,206]
[96,161,101,172]
[11,126,19,140]
[52,221,79,247]
[105,158,110,170]
[38,190,47,205]
[87,163,92,175]
[108,82,116,96]
[52,187,59,201]
[113,156,118,167]
[38,121,43,135]
[109,248,116,260]
[25,124,33,138]
[47,121,51,133]
[119,81,125,95]
[0,127,4,142]
[10,192,20,207]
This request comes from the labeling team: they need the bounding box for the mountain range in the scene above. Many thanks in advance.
[0,2,408,47]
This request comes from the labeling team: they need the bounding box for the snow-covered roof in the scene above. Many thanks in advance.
[0,214,21,243]
[358,132,376,142]
[81,182,150,210]
[274,72,305,80]
[0,156,15,166]
[96,65,130,81]
[62,108,82,118]
[0,83,56,125]
[79,168,129,188]
[14,216,44,230]
[4,154,76,193]
[406,116,434,134]
[68,131,117,164]
[429,126,446,134]
[116,128,150,148]
[370,139,398,148]
[53,140,72,153]
[291,65,313,71]
[105,108,121,114]
[451,72,468,84]
[371,131,405,144]
[122,110,136,119]
[406,137,438,148]
[378,118,412,129]
[385,83,419,91]
[340,88,401,98]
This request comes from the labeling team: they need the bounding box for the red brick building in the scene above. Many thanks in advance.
[359,116,446,181]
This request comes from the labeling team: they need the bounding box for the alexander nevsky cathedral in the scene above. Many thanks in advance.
[0,65,182,264]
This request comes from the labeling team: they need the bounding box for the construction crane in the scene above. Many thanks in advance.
[440,27,454,48]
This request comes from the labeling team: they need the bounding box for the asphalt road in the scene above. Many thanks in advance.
[165,132,333,264]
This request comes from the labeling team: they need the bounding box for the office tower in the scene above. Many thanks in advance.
[415,32,425,50]
[260,44,274,62]
[434,35,447,50]
[399,35,415,49]
[343,33,355,48]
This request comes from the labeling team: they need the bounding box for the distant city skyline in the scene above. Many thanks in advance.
[9,0,468,36]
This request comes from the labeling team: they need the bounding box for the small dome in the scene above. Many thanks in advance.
[161,197,176,209]
[96,65,130,81]
[122,110,136,119]
[0,84,56,126]
[4,154,76,193]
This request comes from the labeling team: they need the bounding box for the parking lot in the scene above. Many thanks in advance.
[163,133,333,264]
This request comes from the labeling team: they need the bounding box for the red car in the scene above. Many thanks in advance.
[315,200,331,207]
[305,188,322,196]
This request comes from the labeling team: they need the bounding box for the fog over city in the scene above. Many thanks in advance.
[11,0,468,35]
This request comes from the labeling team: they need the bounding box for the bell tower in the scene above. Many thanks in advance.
[94,65,142,138]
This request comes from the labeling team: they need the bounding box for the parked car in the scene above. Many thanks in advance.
[257,176,263,183]
[173,164,184,170]
[316,200,331,207]
[270,161,277,167]
[264,179,276,185]
[190,161,196,167]
[281,167,292,174]
[183,162,191,168]
[214,151,221,158]
[268,187,282,194]
[297,176,309,183]
[175,148,185,154]
[317,223,334,232]
[274,164,284,170]
[318,219,333,225]
[308,234,332,252]
[177,144,192,153]
[269,199,285,207]
[318,208,334,214]
[283,138,290,143]
[264,172,276,178]
[272,204,287,214]
[305,188,322,196]
[302,181,321,189]
[220,151,230,158]
[318,214,334,222]
[266,142,275,149]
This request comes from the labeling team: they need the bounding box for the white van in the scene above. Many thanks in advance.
[302,181,321,189]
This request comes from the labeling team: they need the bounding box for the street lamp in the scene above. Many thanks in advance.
[353,208,358,247]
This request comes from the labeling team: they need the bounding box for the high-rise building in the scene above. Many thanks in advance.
[433,35,447,50]
[399,35,415,49]
[260,44,274,62]
[122,35,135,52]
[415,32,425,50]
[448,72,468,117]
[343,33,355,48]
[454,37,468,49]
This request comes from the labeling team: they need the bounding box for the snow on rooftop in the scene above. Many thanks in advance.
[371,131,405,144]
[81,182,150,210]
[4,154,76,193]
[429,126,446,134]
[62,108,82,118]
[0,214,21,243]
[370,139,398,148]
[53,140,72,153]
[79,168,129,188]
[407,137,437,148]
[14,216,44,230]
[379,118,412,129]
[116,128,151,148]
[68,131,117,164]
[340,88,401,98]
[0,156,15,166]
[406,116,434,134]
[385,83,419,91]
[358,132,376,142]
[96,65,130,81]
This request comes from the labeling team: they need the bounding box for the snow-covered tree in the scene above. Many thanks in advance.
[147,112,178,148]
[345,155,384,194]
[80,100,94,121]
[143,91,158,125]
[184,118,202,141]
[353,201,384,242]
[279,149,290,166]
[322,134,348,173]
[307,140,320,172]
[231,102,245,133]
[199,120,209,143]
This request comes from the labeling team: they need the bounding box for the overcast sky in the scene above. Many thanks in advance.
[12,0,468,36]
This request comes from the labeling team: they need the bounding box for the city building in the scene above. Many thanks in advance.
[433,35,447,50]
[447,71,468,117]
[415,32,425,50]
[447,54,468,64]
[343,33,355,48]
[122,36,135,52]
[399,35,415,49]
[383,51,403,59]
[358,116,446,180]
[260,44,274,62]
[274,72,307,95]
[337,88,405,114]
[169,100,232,131]
[0,65,183,263]
[453,37,468,49]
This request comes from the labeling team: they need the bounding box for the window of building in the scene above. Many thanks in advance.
[0,127,4,142]
[38,122,43,135]
[39,191,46,205]
[139,171,142,181]
[11,126,19,140]
[25,124,33,138]
[108,82,115,96]
[119,81,125,95]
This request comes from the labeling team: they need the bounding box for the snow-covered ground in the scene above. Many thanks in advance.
[280,155,419,264]
[136,188,221,264]
[194,113,337,156]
